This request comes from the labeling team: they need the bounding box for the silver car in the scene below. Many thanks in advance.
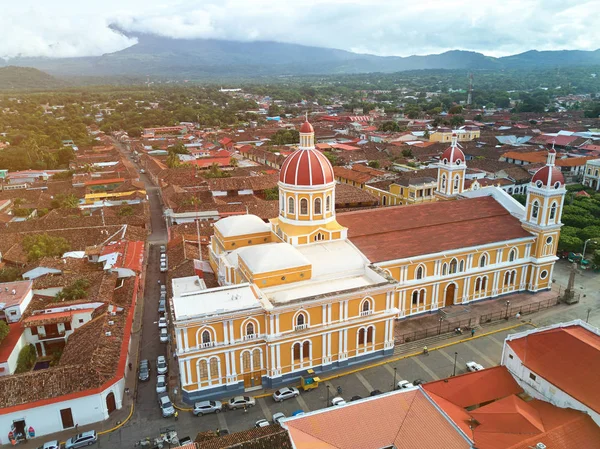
[157,355,168,374]
[159,328,168,343]
[156,375,167,394]
[158,393,175,417]
[272,386,299,402]
[228,396,256,410]
[272,412,286,425]
[65,431,97,448]
[193,400,223,416]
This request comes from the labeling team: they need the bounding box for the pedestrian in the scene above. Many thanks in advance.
[471,328,475,337]
[158,279,161,285]
[244,406,247,413]
[516,311,521,320]
[423,346,429,355]
[216,428,220,437]
[174,411,178,421]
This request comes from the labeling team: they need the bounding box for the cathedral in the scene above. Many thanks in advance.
[171,119,565,402]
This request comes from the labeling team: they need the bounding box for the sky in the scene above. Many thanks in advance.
[2,0,599,60]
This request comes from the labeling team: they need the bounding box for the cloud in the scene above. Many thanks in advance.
[1,0,599,59]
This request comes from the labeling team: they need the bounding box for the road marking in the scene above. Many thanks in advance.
[487,335,504,348]
[463,341,497,367]
[295,394,311,412]
[383,364,395,376]
[257,397,272,421]
[354,372,374,393]
[437,348,458,365]
[412,357,440,381]
[217,410,228,429]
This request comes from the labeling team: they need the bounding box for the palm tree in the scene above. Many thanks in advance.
[229,157,239,168]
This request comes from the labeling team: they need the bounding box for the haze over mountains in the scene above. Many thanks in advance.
[2,32,600,80]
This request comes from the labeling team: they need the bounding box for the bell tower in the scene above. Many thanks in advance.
[436,133,467,200]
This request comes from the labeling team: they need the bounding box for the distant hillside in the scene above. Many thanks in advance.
[2,34,599,79]
[0,66,66,90]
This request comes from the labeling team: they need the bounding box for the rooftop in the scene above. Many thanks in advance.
[214,215,271,238]
[0,280,33,309]
[238,243,311,274]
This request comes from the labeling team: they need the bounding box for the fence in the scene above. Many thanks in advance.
[395,296,561,345]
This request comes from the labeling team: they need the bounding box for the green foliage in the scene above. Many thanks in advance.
[229,157,239,167]
[448,105,463,114]
[12,208,33,217]
[203,163,231,179]
[512,194,527,206]
[270,129,299,145]
[0,267,21,282]
[579,226,600,242]
[264,187,279,201]
[0,66,65,90]
[50,193,79,209]
[322,151,339,166]
[378,121,400,132]
[55,278,90,302]
[584,102,600,118]
[0,320,9,344]
[15,344,37,373]
[401,148,414,158]
[52,170,74,180]
[23,234,70,261]
[450,115,465,127]
[117,206,134,216]
[368,160,380,169]
[166,152,183,168]
[593,250,600,266]
[180,196,202,207]
[558,235,583,253]
[167,142,189,154]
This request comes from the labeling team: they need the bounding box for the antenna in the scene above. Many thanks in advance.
[467,73,473,106]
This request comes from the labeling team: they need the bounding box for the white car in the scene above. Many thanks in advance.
[331,397,346,406]
[157,355,168,374]
[160,285,166,294]
[37,441,60,449]
[255,419,270,428]
[466,361,485,372]
[160,261,168,272]
[397,380,414,390]
[159,328,168,343]
[272,412,286,425]
[158,317,168,328]
[156,375,167,394]
[272,386,299,402]
[158,393,175,418]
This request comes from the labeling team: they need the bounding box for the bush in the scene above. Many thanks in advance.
[23,234,70,261]
[55,279,90,302]
[15,344,36,373]
[368,160,380,169]
[0,320,9,343]
[117,206,134,217]
[0,267,21,282]
[12,208,32,217]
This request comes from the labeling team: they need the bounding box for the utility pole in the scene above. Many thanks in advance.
[466,73,473,106]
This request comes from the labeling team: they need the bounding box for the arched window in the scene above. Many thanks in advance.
[210,358,219,382]
[382,196,387,206]
[295,312,308,330]
[475,277,481,292]
[454,175,460,190]
[202,330,211,345]
[300,198,308,215]
[411,291,419,305]
[449,258,458,274]
[302,341,310,360]
[510,270,516,285]
[504,271,511,286]
[366,326,374,344]
[459,260,465,272]
[293,343,301,362]
[288,197,295,214]
[479,254,487,268]
[509,248,517,262]
[314,198,322,214]
[441,174,447,189]
[419,289,425,304]
[314,232,324,242]
[246,322,255,337]
[442,263,448,276]
[242,351,251,372]
[549,202,557,222]
[481,276,487,291]
[358,328,366,345]
[252,349,261,370]
[198,360,208,381]
[415,265,424,280]
[361,299,372,315]
[532,201,539,219]
[326,195,331,212]
[280,194,284,211]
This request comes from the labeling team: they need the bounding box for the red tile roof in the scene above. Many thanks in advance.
[507,325,600,414]
[0,323,23,363]
[338,196,533,262]
[284,389,470,449]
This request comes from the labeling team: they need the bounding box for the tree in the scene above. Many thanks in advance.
[423,130,430,139]
[558,235,583,253]
[270,129,299,145]
[167,142,189,155]
[0,267,21,282]
[23,234,70,261]
[378,121,400,133]
[229,157,239,168]
[512,194,527,206]
[578,225,600,242]
[448,105,463,114]
[55,279,90,302]
[368,160,380,169]
[166,152,182,168]
[15,344,37,373]
[117,206,134,217]
[0,320,9,344]
[264,187,279,201]
[450,115,465,127]
[401,148,413,158]
[51,193,79,209]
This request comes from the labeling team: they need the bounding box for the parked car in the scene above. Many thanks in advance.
[228,396,256,410]
[138,359,150,382]
[160,291,167,301]
[158,317,168,328]
[157,355,168,374]
[350,395,363,402]
[65,431,97,448]
[331,397,346,406]
[158,299,166,313]
[272,412,286,425]
[160,285,166,294]
[156,375,167,394]
[160,245,166,253]
[159,328,168,343]
[193,400,223,416]
[272,386,299,402]
[291,410,305,416]
[466,361,484,372]
[397,380,414,390]
[37,441,60,449]
[412,379,423,386]
[160,253,167,262]
[158,393,175,417]
[370,390,382,397]
[160,261,168,272]
[255,419,270,428]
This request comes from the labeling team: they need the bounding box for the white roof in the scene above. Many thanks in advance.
[172,283,261,320]
[63,251,86,259]
[22,267,62,280]
[460,187,525,219]
[238,243,310,274]
[171,275,207,298]
[296,240,367,279]
[215,214,270,238]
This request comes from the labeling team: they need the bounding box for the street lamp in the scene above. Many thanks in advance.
[393,367,397,390]
[505,300,511,319]
[583,239,598,260]
[452,352,458,377]
[438,317,443,335]
[326,385,331,408]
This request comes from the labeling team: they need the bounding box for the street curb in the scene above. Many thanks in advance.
[175,320,535,408]
[97,404,135,436]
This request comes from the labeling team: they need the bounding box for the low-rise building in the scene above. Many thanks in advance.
[582,159,600,190]
[0,281,34,323]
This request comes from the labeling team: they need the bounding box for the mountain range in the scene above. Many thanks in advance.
[2,32,600,80]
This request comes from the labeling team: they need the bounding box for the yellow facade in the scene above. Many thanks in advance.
[429,129,480,143]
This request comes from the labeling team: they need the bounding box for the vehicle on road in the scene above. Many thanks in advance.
[350,395,362,402]
[158,299,166,313]
[160,328,168,343]
[160,260,168,272]
[139,359,150,382]
[157,355,168,374]
[193,400,223,416]
[255,419,270,428]
[160,245,166,253]
[140,169,146,174]
[413,379,423,386]
[156,375,167,394]
[160,252,167,261]
[158,393,176,417]
[466,361,484,372]
[272,412,286,425]
[272,386,299,402]
[37,441,60,449]
[331,397,346,406]
[370,390,382,397]
[397,380,414,390]
[158,317,168,328]
[228,396,256,410]
[292,410,305,416]
[300,369,320,391]
[65,431,97,448]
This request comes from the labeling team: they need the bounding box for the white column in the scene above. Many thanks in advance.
[275,314,280,334]
[322,304,327,325]
[492,271,499,296]
[294,193,299,220]
[186,360,192,385]
[327,304,332,323]
[519,265,527,289]
[230,350,237,376]
[223,322,229,345]
[344,300,349,321]
[269,315,274,336]
[270,345,276,373]
[309,193,313,220]
[276,344,281,370]
[176,328,183,351]
[339,301,344,321]
[225,351,231,376]
[179,360,186,384]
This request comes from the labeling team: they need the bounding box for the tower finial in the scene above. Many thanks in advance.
[305,111,308,122]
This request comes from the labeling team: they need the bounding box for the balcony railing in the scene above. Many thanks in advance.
[294,324,308,331]
[38,331,66,340]
[360,310,373,317]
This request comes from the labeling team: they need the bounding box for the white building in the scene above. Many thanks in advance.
[582,159,600,191]
[0,281,34,323]
[501,319,600,426]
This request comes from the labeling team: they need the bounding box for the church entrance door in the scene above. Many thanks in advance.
[444,284,456,307]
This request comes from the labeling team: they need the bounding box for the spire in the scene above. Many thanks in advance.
[547,142,556,166]
[451,133,458,149]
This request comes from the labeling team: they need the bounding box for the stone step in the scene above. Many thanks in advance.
[393,324,482,356]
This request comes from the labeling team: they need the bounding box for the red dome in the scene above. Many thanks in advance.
[300,121,314,133]
[280,148,334,186]
[441,143,465,165]
[532,165,564,187]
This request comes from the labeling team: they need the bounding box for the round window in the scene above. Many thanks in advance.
[554,181,561,189]
[546,236,553,245]
[281,276,286,281]
[536,180,543,188]
[540,270,548,279]
[456,160,462,165]
[443,158,448,164]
